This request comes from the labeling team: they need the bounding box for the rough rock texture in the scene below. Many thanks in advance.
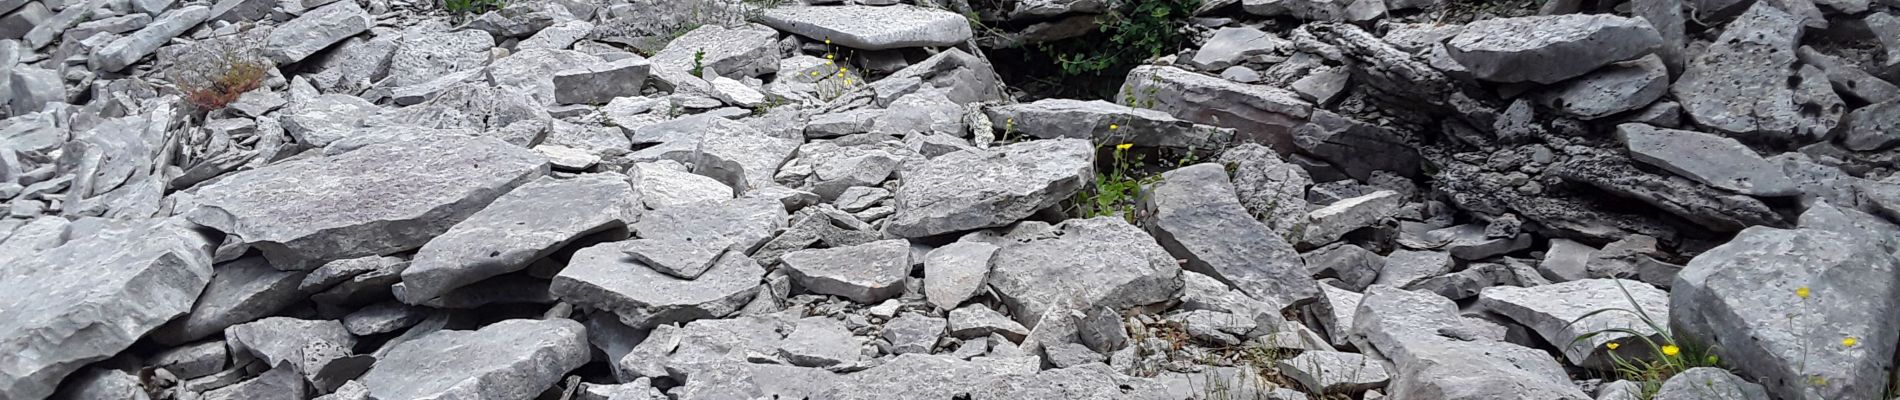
[1478,279,1670,369]
[1292,110,1422,182]
[886,139,1092,238]
[1301,190,1402,247]
[983,99,1231,150]
[1445,14,1663,83]
[923,242,998,310]
[1672,2,1843,143]
[1653,367,1771,400]
[553,242,762,328]
[154,255,306,344]
[0,219,214,400]
[188,135,549,270]
[397,174,636,303]
[1122,65,1313,153]
[781,239,911,304]
[262,0,371,64]
[758,5,973,50]
[1351,286,1589,399]
[988,217,1184,326]
[1672,227,1900,400]
[1275,351,1390,394]
[360,319,588,399]
[1531,55,1669,119]
[1618,123,1798,197]
[1143,163,1319,310]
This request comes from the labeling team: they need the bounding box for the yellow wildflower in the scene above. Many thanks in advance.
[843,79,853,85]
[1605,343,1620,350]
[1662,345,1680,357]
[1116,143,1133,151]
[1797,287,1811,299]
[1109,124,1119,131]
[825,38,831,45]
[1844,337,1859,347]
[826,53,835,60]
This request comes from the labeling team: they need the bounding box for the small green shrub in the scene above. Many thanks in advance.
[690,48,707,77]
[1569,280,1728,399]
[1072,138,1158,223]
[1037,0,1199,76]
[172,39,269,113]
[443,0,504,15]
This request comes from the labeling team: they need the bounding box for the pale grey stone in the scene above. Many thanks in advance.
[1445,14,1662,84]
[1304,243,1383,292]
[189,135,549,270]
[0,218,214,400]
[487,48,607,105]
[626,115,799,193]
[983,98,1231,150]
[1276,351,1390,394]
[54,368,150,400]
[782,239,911,304]
[1189,26,1286,70]
[777,317,859,367]
[1478,279,1670,369]
[758,5,971,50]
[342,301,425,336]
[1673,2,1843,142]
[280,94,379,148]
[884,313,945,355]
[1299,190,1401,247]
[922,241,997,310]
[1618,123,1799,197]
[224,317,355,369]
[383,28,494,88]
[1373,249,1452,288]
[396,174,635,303]
[1351,286,1587,399]
[1144,163,1319,309]
[359,319,588,400]
[1841,99,1900,151]
[90,6,210,72]
[1532,55,1669,119]
[988,217,1183,326]
[148,341,229,380]
[154,255,305,344]
[1672,227,1900,400]
[1652,367,1770,400]
[1121,65,1312,153]
[262,0,371,64]
[886,139,1092,238]
[629,160,735,209]
[948,304,1030,342]
[553,57,650,105]
[201,366,307,400]
[553,242,762,328]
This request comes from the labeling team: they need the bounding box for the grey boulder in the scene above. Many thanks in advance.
[1672,2,1842,143]
[1275,351,1390,394]
[552,242,762,328]
[923,241,998,310]
[781,239,912,304]
[1617,123,1798,197]
[396,174,636,304]
[154,255,307,344]
[262,0,371,65]
[1531,54,1669,120]
[983,99,1231,150]
[0,218,215,400]
[758,5,972,50]
[359,319,589,400]
[1300,190,1402,248]
[1142,163,1319,310]
[1188,26,1286,70]
[553,57,651,105]
[1672,227,1900,400]
[1351,286,1589,399]
[1840,99,1900,151]
[1445,14,1662,84]
[885,139,1092,238]
[1121,65,1313,153]
[90,6,211,72]
[988,217,1184,326]
[188,135,549,269]
[1652,368,1770,400]
[1478,279,1670,369]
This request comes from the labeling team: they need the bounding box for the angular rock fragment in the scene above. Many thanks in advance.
[1673,227,1900,400]
[1300,190,1401,247]
[1352,286,1588,399]
[553,241,761,328]
[1188,26,1286,70]
[1653,368,1771,400]
[1292,110,1422,182]
[553,57,650,105]
[190,136,548,269]
[627,115,799,193]
[262,0,371,64]
[983,99,1231,150]
[777,317,860,368]
[1479,279,1670,369]
[155,255,306,344]
[883,313,946,355]
[0,219,214,400]
[1618,123,1798,197]
[781,239,911,304]
[886,139,1092,238]
[1532,55,1669,119]
[90,6,211,72]
[1275,351,1390,394]
[924,241,998,310]
[397,174,636,303]
[1673,2,1843,143]
[989,217,1183,326]
[1218,143,1312,239]
[1840,99,1900,151]
[1143,163,1319,309]
[758,5,972,50]
[202,366,307,400]
[383,28,495,88]
[948,304,1030,342]
[359,319,589,400]
[1445,14,1662,84]
[1121,65,1313,153]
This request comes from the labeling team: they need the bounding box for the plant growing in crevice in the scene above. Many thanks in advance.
[170,39,270,114]
[1569,280,1728,399]
[443,0,505,16]
[690,48,707,77]
[1036,0,1199,76]
[1071,138,1159,223]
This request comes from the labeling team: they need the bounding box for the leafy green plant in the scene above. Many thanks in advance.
[1568,280,1728,399]
[443,0,504,15]
[1037,0,1198,76]
[690,48,707,77]
[1072,139,1158,223]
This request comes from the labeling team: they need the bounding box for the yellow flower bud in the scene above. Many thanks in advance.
[1662,345,1680,357]
[1115,143,1133,151]
[1797,287,1811,299]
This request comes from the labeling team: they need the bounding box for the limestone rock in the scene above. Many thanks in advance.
[1672,2,1843,143]
[988,217,1183,326]
[359,319,589,400]
[1532,55,1669,120]
[1445,14,1662,84]
[885,139,1092,238]
[1617,123,1798,197]
[262,0,371,65]
[758,5,972,50]
[1652,368,1770,400]
[781,239,911,304]
[553,57,651,105]
[90,6,211,72]
[924,241,998,310]
[552,242,762,328]
[397,174,636,303]
[154,255,306,344]
[1478,279,1670,369]
[1121,65,1313,153]
[1143,163,1319,310]
[1275,351,1390,394]
[1351,286,1588,399]
[1189,27,1287,70]
[188,135,549,269]
[983,99,1231,150]
[1300,190,1402,247]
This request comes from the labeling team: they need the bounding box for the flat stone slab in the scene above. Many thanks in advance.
[552,241,761,328]
[759,5,973,50]
[1445,13,1662,83]
[1672,1,1842,142]
[262,0,371,64]
[923,241,998,310]
[886,139,1092,238]
[1275,351,1390,394]
[397,174,637,303]
[781,239,912,304]
[154,255,306,344]
[988,217,1184,326]
[188,135,548,270]
[1143,163,1318,310]
[1673,227,1900,400]
[983,99,1231,150]
[0,218,215,400]
[1478,279,1670,369]
[359,319,589,400]
[1617,123,1798,197]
